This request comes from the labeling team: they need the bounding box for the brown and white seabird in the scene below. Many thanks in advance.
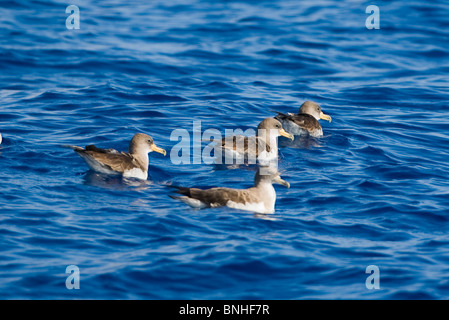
[274,101,332,137]
[170,167,290,214]
[66,133,166,180]
[213,117,294,166]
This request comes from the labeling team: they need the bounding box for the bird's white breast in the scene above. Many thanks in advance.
[226,184,276,214]
[257,149,278,166]
[179,197,208,208]
[123,167,148,180]
[226,200,272,214]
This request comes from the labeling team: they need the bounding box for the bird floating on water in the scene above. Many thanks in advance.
[170,166,290,214]
[274,101,332,137]
[212,117,294,167]
[65,133,166,180]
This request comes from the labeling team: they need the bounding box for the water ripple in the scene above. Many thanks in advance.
[0,0,448,299]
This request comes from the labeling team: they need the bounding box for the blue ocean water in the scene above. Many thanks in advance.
[1,0,449,299]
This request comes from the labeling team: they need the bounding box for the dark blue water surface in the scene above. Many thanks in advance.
[1,0,449,299]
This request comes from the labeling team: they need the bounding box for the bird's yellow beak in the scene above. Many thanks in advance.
[320,111,332,123]
[279,128,294,141]
[273,176,290,188]
[151,144,166,156]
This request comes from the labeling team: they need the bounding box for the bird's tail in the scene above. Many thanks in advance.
[269,110,288,116]
[164,183,192,195]
[61,144,84,152]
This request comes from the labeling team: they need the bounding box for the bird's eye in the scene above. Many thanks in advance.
[275,124,280,128]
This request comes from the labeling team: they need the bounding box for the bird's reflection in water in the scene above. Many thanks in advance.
[253,213,280,221]
[278,135,323,149]
[213,162,260,171]
[213,157,279,172]
[82,170,152,191]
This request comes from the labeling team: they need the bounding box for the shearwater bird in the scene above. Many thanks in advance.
[170,167,290,214]
[212,117,294,166]
[274,101,332,137]
[66,133,166,180]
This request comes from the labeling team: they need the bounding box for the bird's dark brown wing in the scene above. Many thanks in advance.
[176,187,252,207]
[77,147,143,173]
[218,135,270,154]
[275,113,321,132]
[85,145,120,154]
